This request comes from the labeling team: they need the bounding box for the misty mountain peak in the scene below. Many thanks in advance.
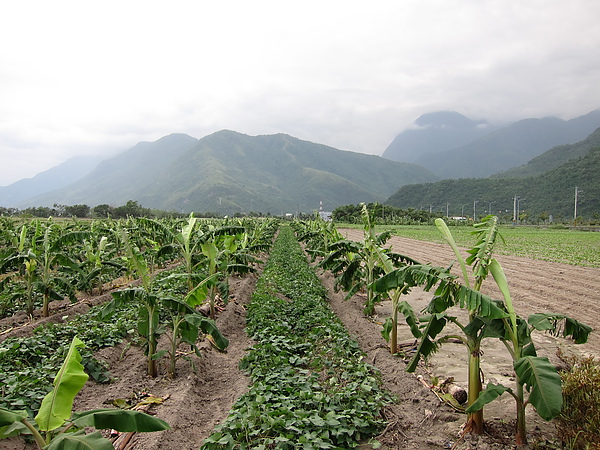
[414,111,487,129]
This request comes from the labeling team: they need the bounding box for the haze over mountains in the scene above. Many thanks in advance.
[386,126,600,219]
[1,109,599,217]
[3,131,436,214]
[383,109,600,179]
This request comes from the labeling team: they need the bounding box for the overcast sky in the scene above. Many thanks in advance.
[1,1,599,186]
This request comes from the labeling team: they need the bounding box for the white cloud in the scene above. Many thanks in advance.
[1,0,599,185]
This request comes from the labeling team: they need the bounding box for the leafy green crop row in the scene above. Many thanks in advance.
[364,224,600,268]
[202,226,391,449]
[0,301,137,415]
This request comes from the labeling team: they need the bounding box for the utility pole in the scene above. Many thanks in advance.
[513,195,518,224]
[446,202,449,218]
[473,200,478,220]
[574,187,582,225]
[488,201,495,215]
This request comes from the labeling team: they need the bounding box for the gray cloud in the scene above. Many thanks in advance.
[1,1,599,185]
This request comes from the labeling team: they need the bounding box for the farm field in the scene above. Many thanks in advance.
[338,227,600,357]
[1,219,599,449]
[339,224,600,268]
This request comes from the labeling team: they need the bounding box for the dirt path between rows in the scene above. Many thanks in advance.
[3,231,599,449]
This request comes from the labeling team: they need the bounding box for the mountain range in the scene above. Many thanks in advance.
[383,109,600,179]
[6,131,436,214]
[2,109,599,218]
[385,127,600,219]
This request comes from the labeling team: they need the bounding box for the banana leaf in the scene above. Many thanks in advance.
[35,337,89,432]
[466,382,511,413]
[185,315,229,351]
[45,430,114,450]
[71,409,170,432]
[514,356,562,421]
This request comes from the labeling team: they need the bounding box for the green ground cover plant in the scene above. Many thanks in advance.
[0,337,169,449]
[0,301,137,415]
[202,225,390,449]
[341,224,600,268]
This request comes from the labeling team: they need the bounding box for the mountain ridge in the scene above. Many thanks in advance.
[383,109,600,179]
[384,126,600,219]
[14,130,437,214]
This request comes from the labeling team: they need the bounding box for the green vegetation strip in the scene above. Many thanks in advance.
[346,224,600,268]
[0,301,137,416]
[202,226,390,449]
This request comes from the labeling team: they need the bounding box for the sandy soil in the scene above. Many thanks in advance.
[2,231,599,449]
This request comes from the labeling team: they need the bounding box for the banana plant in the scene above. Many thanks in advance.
[159,280,229,378]
[1,221,90,317]
[60,236,125,295]
[198,230,257,319]
[0,337,169,449]
[464,259,591,445]
[374,216,591,443]
[0,223,36,315]
[101,227,162,377]
[320,204,416,316]
[372,216,509,435]
[295,219,343,261]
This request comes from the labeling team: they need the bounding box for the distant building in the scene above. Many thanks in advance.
[318,200,332,221]
[319,211,332,221]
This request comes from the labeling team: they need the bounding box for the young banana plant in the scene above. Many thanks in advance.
[465,259,591,445]
[160,278,229,378]
[373,216,509,435]
[321,204,417,316]
[0,337,169,449]
[101,226,161,377]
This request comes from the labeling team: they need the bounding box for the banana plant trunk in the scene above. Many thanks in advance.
[147,304,158,378]
[515,382,527,445]
[390,311,398,354]
[43,289,50,318]
[467,338,484,434]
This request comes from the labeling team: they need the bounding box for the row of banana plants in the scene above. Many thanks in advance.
[202,225,391,449]
[296,205,592,447]
[0,216,277,448]
[0,215,275,321]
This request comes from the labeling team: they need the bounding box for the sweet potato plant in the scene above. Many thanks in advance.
[202,225,390,448]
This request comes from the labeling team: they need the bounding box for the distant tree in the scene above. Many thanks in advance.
[65,204,90,218]
[0,206,18,216]
[92,204,113,218]
[20,206,56,218]
[113,200,153,218]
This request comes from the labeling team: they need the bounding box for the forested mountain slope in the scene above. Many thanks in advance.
[386,144,600,219]
[19,131,437,214]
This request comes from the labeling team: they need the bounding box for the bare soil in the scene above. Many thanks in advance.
[2,232,599,449]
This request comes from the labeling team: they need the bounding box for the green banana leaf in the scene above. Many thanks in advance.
[185,315,229,351]
[0,408,27,427]
[35,337,89,432]
[528,313,592,344]
[514,356,562,421]
[71,408,170,432]
[406,313,447,372]
[466,383,511,413]
[45,430,114,450]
